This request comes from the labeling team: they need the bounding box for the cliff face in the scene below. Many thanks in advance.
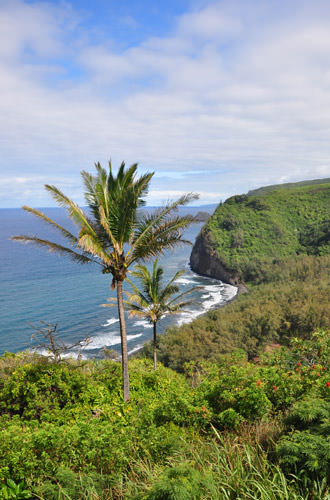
[190,231,240,286]
[190,179,330,286]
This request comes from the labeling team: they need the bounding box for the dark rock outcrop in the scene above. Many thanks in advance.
[190,231,241,286]
[193,211,211,222]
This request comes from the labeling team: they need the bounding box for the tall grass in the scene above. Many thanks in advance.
[30,422,330,499]
[121,427,329,500]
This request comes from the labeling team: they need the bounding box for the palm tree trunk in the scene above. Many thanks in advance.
[116,280,130,401]
[153,321,157,370]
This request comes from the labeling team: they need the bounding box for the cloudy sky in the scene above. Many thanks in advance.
[1,0,330,207]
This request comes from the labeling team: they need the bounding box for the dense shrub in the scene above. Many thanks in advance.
[141,257,330,367]
[247,197,270,210]
[2,332,330,497]
[277,398,330,482]
[299,219,330,254]
[221,214,240,230]
[141,464,207,500]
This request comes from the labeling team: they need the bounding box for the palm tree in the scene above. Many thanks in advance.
[11,161,198,400]
[122,259,198,370]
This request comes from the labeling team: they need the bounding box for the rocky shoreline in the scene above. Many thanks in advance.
[190,230,242,286]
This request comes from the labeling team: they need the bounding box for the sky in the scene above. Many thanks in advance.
[1,0,330,207]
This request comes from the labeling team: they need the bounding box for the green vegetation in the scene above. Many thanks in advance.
[121,260,197,370]
[2,330,330,499]
[6,178,330,498]
[197,181,330,282]
[144,255,330,367]
[11,162,197,401]
[133,181,330,497]
[247,177,330,196]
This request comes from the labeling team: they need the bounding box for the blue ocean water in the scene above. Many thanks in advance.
[0,207,237,358]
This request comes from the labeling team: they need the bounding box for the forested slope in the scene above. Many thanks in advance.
[143,255,330,368]
[146,179,330,370]
[190,180,330,284]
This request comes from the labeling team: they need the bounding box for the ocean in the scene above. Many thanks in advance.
[0,207,237,358]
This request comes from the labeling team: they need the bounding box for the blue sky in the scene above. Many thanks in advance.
[1,0,330,207]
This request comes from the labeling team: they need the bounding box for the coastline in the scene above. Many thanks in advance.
[129,271,243,358]
[8,273,242,361]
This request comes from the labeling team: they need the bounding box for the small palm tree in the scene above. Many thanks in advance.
[123,260,198,370]
[11,161,198,400]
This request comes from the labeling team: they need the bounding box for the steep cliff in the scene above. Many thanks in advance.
[190,229,241,285]
[190,179,330,284]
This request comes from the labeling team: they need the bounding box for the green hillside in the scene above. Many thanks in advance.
[197,180,330,283]
[247,177,330,196]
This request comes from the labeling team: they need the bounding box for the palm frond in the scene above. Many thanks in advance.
[114,174,153,246]
[128,193,198,260]
[87,163,149,251]
[129,211,196,264]
[11,235,99,265]
[81,169,98,214]
[98,204,120,253]
[160,269,185,296]
[77,231,112,266]
[125,277,151,306]
[162,301,193,315]
[130,264,156,297]
[20,206,78,245]
[132,170,154,208]
[159,284,180,302]
[166,286,201,306]
[124,261,199,326]
[45,185,97,237]
[130,231,192,264]
[125,307,151,319]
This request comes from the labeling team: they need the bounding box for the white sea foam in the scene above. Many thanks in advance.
[174,282,238,326]
[53,331,143,356]
[84,331,143,350]
[175,277,195,285]
[32,348,88,361]
[176,309,205,326]
[33,348,50,357]
[202,294,224,310]
[128,344,144,355]
[61,351,88,360]
[128,333,143,341]
[203,289,224,309]
[222,285,238,301]
[133,320,153,329]
[102,318,119,327]
[84,332,121,349]
[203,285,222,293]
[202,284,237,310]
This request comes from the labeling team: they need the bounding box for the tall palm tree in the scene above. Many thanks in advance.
[122,260,198,370]
[11,161,198,401]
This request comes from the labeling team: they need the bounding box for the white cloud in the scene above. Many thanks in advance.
[0,0,76,61]
[177,3,242,41]
[148,190,225,205]
[0,0,330,207]
[0,174,88,207]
